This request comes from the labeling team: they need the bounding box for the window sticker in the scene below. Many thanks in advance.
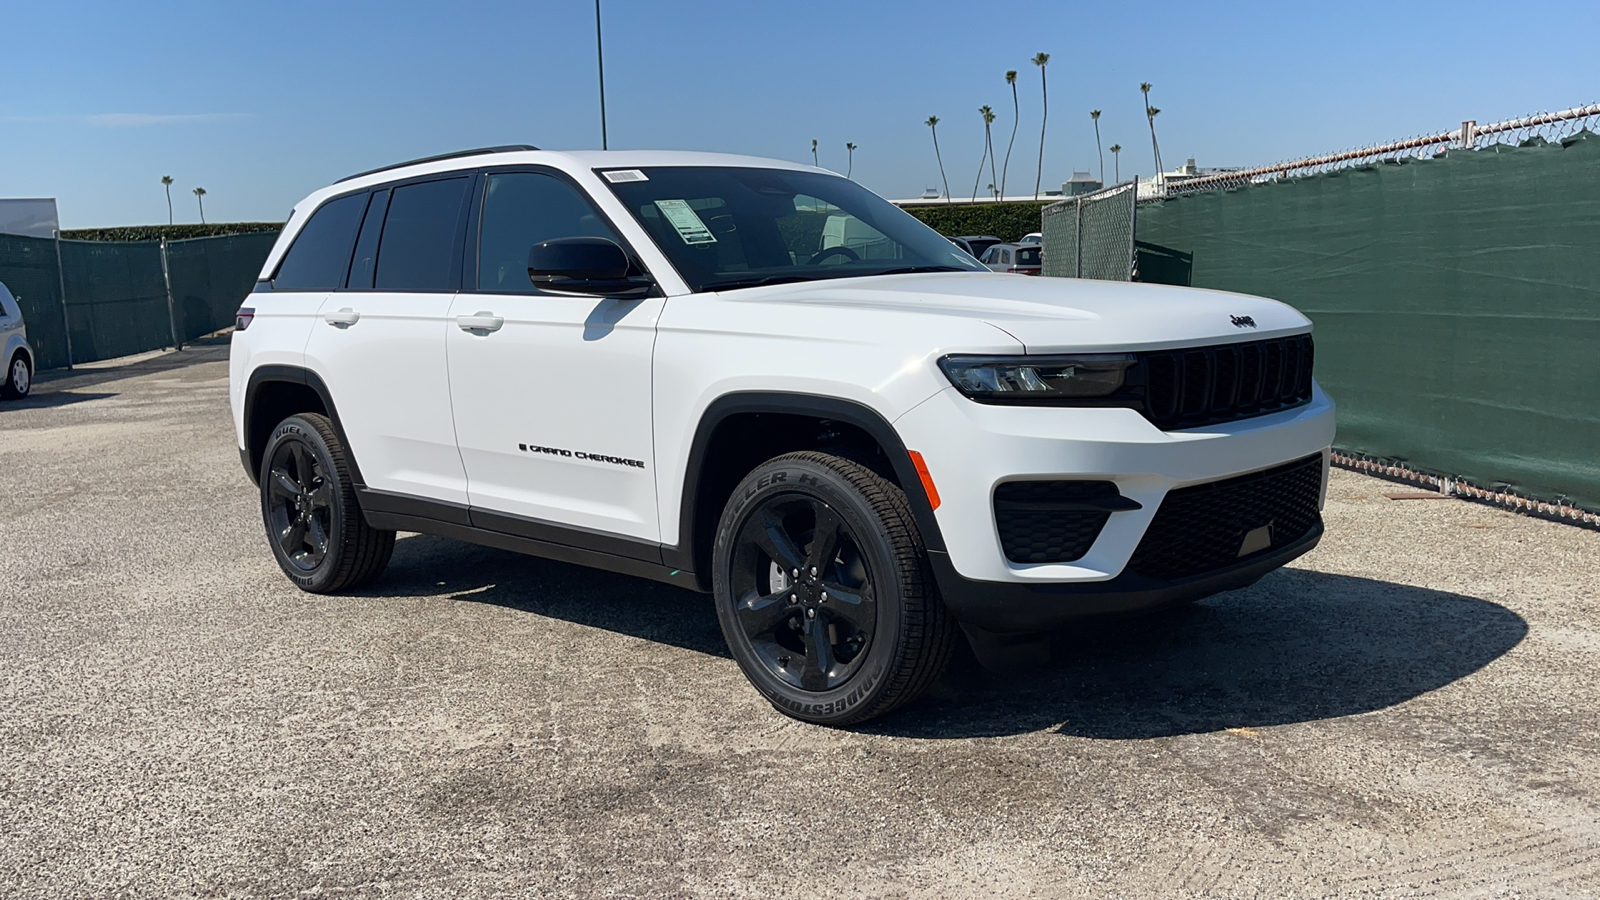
[602,169,648,183]
[653,199,717,245]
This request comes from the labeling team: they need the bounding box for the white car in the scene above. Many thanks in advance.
[230,146,1334,725]
[0,280,35,399]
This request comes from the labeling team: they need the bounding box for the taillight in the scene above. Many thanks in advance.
[235,307,255,331]
[1008,268,1040,276]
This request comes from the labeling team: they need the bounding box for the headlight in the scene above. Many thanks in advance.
[938,354,1135,403]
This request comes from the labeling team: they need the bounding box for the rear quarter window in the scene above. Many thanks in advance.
[272,193,367,290]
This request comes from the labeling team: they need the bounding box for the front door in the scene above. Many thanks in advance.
[446,170,662,546]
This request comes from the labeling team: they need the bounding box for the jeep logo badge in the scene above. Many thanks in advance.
[1230,315,1257,328]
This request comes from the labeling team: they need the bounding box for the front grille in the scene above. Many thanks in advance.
[1139,334,1315,431]
[1126,454,1324,581]
[994,481,1121,564]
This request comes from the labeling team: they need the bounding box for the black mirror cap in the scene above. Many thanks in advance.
[528,236,629,280]
[527,237,651,296]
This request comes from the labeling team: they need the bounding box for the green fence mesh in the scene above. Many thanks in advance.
[1134,132,1600,509]
[0,230,277,371]
[0,234,71,371]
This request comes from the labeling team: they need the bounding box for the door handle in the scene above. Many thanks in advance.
[456,312,504,333]
[323,307,360,327]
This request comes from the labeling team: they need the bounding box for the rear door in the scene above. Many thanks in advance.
[303,175,474,507]
[446,168,663,547]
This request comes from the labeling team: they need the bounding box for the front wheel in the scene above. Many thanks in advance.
[1,353,30,399]
[259,413,394,593]
[712,451,956,726]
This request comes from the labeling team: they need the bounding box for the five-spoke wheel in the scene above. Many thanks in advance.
[713,451,956,726]
[258,413,394,593]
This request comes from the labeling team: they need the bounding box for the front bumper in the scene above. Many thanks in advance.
[928,521,1322,633]
[892,383,1336,630]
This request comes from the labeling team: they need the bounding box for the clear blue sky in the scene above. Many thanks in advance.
[3,0,1594,228]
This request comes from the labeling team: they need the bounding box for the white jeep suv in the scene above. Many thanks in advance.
[230,146,1334,725]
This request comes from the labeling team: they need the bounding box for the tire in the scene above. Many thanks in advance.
[259,413,394,593]
[1,353,30,399]
[712,451,956,726]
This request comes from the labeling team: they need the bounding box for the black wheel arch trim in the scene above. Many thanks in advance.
[665,391,948,589]
[242,365,362,487]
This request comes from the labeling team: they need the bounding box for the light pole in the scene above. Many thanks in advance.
[595,0,608,150]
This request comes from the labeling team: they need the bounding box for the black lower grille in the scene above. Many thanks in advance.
[1141,334,1315,431]
[1127,455,1324,581]
[994,481,1124,564]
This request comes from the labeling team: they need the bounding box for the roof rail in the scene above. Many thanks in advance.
[335,145,541,183]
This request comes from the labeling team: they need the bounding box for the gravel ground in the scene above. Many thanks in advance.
[2,343,1597,899]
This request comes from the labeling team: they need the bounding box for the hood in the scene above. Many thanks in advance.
[715,272,1311,352]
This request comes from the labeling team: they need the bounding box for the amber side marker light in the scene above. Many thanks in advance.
[907,450,941,510]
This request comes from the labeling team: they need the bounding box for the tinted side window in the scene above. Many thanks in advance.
[346,189,391,290]
[273,193,366,290]
[375,177,470,292]
[477,173,624,293]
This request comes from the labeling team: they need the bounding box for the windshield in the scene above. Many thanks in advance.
[1015,247,1041,265]
[600,166,987,292]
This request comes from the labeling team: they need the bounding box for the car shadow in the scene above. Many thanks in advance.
[363,533,729,659]
[2,390,119,411]
[875,568,1528,739]
[360,538,1527,738]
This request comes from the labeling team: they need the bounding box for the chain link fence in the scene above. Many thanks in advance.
[0,231,276,371]
[1153,103,1600,198]
[1039,180,1137,281]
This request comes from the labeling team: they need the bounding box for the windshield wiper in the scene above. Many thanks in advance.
[700,274,818,292]
[861,265,970,276]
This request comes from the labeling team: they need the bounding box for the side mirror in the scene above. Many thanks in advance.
[528,237,652,297]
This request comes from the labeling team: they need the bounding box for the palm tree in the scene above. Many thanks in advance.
[160,175,174,225]
[845,142,857,179]
[982,106,999,201]
[1031,52,1050,200]
[1090,110,1104,185]
[1000,71,1019,198]
[192,186,207,224]
[1109,143,1123,183]
[971,105,993,202]
[1141,82,1164,186]
[925,116,951,202]
[811,139,819,167]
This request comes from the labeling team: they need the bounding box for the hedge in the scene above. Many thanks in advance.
[900,202,1050,243]
[62,222,284,242]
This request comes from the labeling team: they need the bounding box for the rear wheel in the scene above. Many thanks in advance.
[712,451,956,726]
[259,414,393,593]
[1,353,30,399]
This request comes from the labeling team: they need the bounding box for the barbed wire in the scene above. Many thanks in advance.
[1151,103,1600,199]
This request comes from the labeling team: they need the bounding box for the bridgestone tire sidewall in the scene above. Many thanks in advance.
[259,417,352,593]
[712,456,911,724]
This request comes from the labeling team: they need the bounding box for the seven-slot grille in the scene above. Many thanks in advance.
[1140,334,1314,431]
[1126,454,1324,581]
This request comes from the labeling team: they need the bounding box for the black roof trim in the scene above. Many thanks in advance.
[335,145,541,183]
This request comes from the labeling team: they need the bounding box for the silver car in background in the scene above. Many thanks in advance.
[1,280,35,399]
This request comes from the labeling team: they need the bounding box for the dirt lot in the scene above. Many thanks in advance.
[2,343,1597,899]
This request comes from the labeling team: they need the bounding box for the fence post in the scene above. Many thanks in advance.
[1128,176,1139,281]
[159,238,182,351]
[52,230,75,369]
[1074,199,1084,278]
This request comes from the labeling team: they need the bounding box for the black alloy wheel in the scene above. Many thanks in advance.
[729,494,877,692]
[266,439,334,571]
[713,451,956,726]
[258,414,394,593]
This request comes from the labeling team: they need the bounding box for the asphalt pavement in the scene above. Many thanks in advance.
[2,344,1596,898]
